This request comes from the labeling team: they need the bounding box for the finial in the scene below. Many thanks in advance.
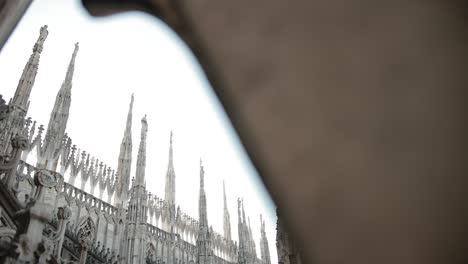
[170,131,173,144]
[40,25,48,38]
[200,158,205,188]
[34,25,49,53]
[72,42,79,59]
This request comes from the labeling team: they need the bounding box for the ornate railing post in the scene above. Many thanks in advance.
[0,134,29,194]
[43,206,72,260]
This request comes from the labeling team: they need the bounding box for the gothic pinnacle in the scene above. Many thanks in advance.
[114,94,134,207]
[135,115,148,187]
[198,159,208,229]
[64,42,79,86]
[165,130,176,204]
[39,41,79,170]
[200,159,204,190]
[12,25,49,111]
[223,180,232,240]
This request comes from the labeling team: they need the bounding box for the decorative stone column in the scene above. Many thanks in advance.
[0,134,29,193]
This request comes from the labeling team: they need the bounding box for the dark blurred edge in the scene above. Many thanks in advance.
[0,0,32,52]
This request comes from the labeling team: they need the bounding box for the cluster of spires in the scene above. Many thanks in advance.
[3,25,272,264]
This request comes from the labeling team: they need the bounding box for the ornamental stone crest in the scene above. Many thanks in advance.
[77,217,95,249]
[11,134,29,150]
[33,169,57,188]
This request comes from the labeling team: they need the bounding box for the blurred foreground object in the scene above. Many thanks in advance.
[0,0,31,51]
[81,0,468,263]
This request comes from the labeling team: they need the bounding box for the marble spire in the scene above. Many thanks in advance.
[197,159,213,264]
[1,25,48,154]
[223,180,232,240]
[39,42,79,170]
[114,94,134,207]
[198,159,208,228]
[260,214,272,264]
[164,131,176,204]
[237,198,247,264]
[12,25,48,112]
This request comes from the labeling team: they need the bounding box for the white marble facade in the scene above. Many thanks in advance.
[0,25,271,264]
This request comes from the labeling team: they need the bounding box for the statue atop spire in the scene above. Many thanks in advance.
[200,159,205,190]
[33,25,48,53]
[12,25,49,111]
[0,25,50,154]
[134,115,148,187]
[197,158,212,264]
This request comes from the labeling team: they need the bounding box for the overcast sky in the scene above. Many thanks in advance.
[0,0,277,261]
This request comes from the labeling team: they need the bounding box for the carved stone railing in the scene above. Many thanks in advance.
[178,239,197,255]
[213,254,237,264]
[15,159,119,220]
[147,192,199,238]
[62,182,118,216]
[147,223,172,241]
[20,117,118,203]
[211,230,238,262]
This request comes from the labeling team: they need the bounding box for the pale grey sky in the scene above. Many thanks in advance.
[0,0,277,262]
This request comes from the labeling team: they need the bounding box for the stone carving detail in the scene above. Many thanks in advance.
[11,135,28,151]
[76,217,95,264]
[77,218,95,248]
[0,95,8,122]
[0,135,29,196]
[34,169,57,188]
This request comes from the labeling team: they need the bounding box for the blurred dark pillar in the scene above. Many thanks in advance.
[0,0,31,51]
